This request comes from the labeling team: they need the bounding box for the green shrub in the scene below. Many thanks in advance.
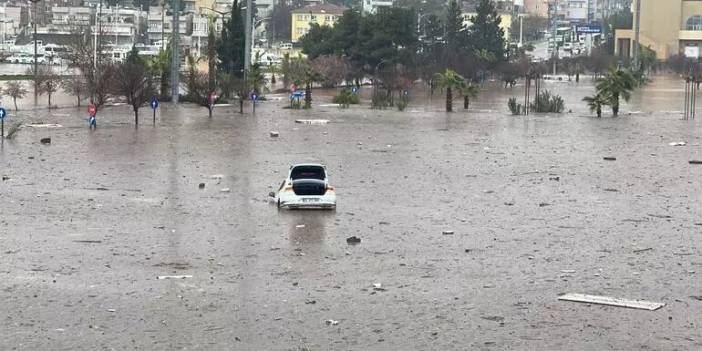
[332,89,360,108]
[508,97,522,115]
[530,90,565,113]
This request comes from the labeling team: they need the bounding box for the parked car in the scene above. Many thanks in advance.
[563,42,573,51]
[272,164,336,209]
[5,54,22,63]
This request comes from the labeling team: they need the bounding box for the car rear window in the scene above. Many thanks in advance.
[291,166,325,180]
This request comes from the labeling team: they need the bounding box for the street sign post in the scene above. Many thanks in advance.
[150,97,159,124]
[351,86,358,94]
[251,93,258,114]
[0,107,6,139]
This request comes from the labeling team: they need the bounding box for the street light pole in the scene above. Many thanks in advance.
[171,0,180,103]
[632,0,641,68]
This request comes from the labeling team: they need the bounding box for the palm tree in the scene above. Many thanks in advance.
[433,69,465,112]
[596,68,636,116]
[460,82,480,110]
[583,93,609,118]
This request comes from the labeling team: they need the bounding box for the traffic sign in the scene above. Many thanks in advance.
[150,97,159,110]
[351,86,358,94]
[292,90,304,98]
[0,107,6,139]
[576,25,602,34]
[88,104,97,117]
[0,107,6,120]
[252,93,258,101]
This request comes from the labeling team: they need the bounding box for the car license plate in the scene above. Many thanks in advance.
[302,198,319,203]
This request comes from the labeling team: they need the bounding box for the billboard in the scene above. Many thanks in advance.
[576,25,603,34]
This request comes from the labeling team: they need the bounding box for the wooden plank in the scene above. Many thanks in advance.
[558,293,665,311]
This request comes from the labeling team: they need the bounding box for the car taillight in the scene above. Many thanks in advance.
[326,186,335,192]
[284,186,293,192]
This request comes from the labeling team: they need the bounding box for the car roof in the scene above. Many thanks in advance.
[291,163,325,168]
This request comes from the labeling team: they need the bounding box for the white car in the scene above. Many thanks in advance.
[273,163,336,209]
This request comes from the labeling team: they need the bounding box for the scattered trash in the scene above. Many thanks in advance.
[210,175,224,179]
[549,176,560,181]
[325,319,339,326]
[295,119,329,125]
[538,202,551,207]
[269,131,279,137]
[558,293,665,311]
[27,123,62,128]
[40,137,51,144]
[669,141,687,146]
[2,176,9,181]
[372,283,385,291]
[73,240,102,244]
[504,202,514,206]
[442,230,455,235]
[106,309,116,313]
[481,316,504,322]
[198,183,206,189]
[220,188,231,193]
[157,275,193,280]
[689,160,702,165]
[295,224,305,228]
[633,247,653,253]
[690,296,702,301]
[603,157,617,161]
[560,270,576,274]
[346,236,361,245]
[305,300,316,304]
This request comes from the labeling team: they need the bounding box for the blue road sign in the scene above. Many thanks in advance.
[292,90,304,98]
[576,25,602,34]
[150,97,159,110]
[0,107,6,120]
[252,94,258,101]
[351,86,358,94]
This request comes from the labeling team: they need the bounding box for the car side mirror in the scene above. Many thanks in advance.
[268,192,276,198]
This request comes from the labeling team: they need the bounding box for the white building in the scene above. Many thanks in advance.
[362,0,392,14]
[147,6,188,45]
[566,0,588,23]
[51,6,92,26]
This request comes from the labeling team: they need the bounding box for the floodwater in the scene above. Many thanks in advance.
[1,75,701,350]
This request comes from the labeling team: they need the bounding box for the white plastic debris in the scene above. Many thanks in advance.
[669,141,687,146]
[220,188,231,193]
[325,319,339,326]
[295,119,329,125]
[157,275,193,280]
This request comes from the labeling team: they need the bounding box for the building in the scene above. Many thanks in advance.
[615,0,702,60]
[147,6,188,45]
[290,3,346,42]
[565,0,588,23]
[362,0,392,15]
[524,0,549,17]
[50,6,92,26]
[462,11,513,42]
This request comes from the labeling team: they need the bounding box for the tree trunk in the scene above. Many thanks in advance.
[612,93,619,116]
[134,107,139,125]
[208,106,212,118]
[77,95,81,107]
[576,72,580,83]
[13,97,17,111]
[239,98,244,114]
[446,87,453,112]
[305,83,312,108]
[48,93,52,107]
[597,106,601,118]
[464,96,469,109]
[161,72,168,99]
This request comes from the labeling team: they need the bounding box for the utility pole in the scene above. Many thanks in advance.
[161,0,165,50]
[550,0,558,76]
[171,0,180,103]
[244,0,252,81]
[632,0,641,68]
[29,0,40,102]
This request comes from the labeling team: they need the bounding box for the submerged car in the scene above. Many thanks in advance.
[274,164,336,209]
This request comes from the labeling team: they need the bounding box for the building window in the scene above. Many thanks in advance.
[310,15,317,21]
[297,15,304,21]
[687,15,702,31]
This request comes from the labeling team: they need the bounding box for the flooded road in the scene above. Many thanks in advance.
[1,75,701,350]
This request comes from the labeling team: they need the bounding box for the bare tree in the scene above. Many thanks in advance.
[65,29,114,111]
[311,55,349,88]
[115,47,155,125]
[27,66,60,107]
[184,54,219,117]
[3,81,28,111]
[61,75,88,106]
